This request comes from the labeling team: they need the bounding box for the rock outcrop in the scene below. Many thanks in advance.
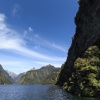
[56,0,100,97]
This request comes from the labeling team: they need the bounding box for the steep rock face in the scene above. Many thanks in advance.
[56,0,100,97]
[0,65,13,84]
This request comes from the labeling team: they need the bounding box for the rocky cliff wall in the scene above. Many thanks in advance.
[0,65,13,84]
[56,0,100,97]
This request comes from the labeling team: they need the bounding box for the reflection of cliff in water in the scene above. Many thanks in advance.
[42,85,98,100]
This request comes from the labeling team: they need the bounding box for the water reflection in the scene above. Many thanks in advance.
[42,85,99,100]
[0,85,99,100]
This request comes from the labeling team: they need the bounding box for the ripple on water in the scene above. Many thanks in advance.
[0,85,99,100]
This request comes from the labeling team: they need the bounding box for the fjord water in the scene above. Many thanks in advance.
[0,85,98,100]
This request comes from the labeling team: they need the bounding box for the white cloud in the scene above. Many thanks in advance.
[23,30,28,38]
[32,34,67,53]
[12,4,21,16]
[52,43,67,53]
[0,14,5,22]
[0,13,66,61]
[0,13,66,73]
[0,32,58,60]
[0,14,6,30]
[34,45,40,50]
[23,28,67,53]
[23,27,33,38]
[0,30,25,50]
[28,27,33,32]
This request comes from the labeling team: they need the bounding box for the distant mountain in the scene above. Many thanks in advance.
[6,70,18,80]
[14,72,26,83]
[19,64,60,84]
[0,64,14,84]
[42,68,60,84]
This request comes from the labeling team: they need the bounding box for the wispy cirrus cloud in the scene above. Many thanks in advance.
[28,27,33,32]
[12,4,21,17]
[0,13,66,73]
[0,13,66,60]
[32,34,67,53]
[52,43,67,53]
[0,14,5,22]
[23,27,34,38]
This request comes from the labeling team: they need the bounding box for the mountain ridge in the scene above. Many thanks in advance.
[19,64,60,84]
[6,70,18,80]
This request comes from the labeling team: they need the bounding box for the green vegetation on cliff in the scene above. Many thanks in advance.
[0,74,12,84]
[56,0,100,97]
[0,65,13,84]
[42,68,60,84]
[62,46,100,96]
[19,65,60,84]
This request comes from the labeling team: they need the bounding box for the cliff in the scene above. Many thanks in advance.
[56,0,100,97]
[0,65,13,84]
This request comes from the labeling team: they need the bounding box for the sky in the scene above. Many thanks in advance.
[0,0,78,74]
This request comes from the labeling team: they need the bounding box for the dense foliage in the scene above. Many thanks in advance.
[63,46,100,96]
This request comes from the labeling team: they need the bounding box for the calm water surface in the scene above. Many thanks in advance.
[0,85,99,100]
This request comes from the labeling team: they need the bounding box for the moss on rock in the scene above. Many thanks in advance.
[62,46,100,97]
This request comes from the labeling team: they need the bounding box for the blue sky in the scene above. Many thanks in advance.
[0,0,78,74]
